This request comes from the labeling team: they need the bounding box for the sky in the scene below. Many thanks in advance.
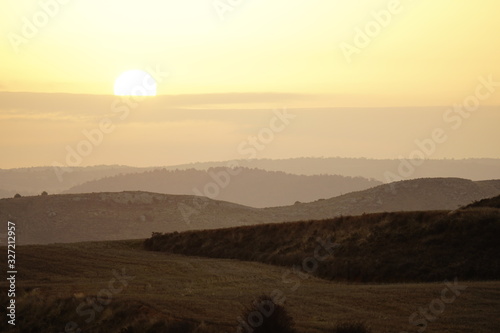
[0,0,499,168]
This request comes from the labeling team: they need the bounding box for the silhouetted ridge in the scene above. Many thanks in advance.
[464,194,500,209]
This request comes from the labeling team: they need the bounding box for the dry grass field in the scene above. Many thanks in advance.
[2,240,499,332]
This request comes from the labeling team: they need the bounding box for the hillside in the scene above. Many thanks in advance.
[3,178,500,245]
[0,165,153,198]
[1,240,499,333]
[145,204,500,283]
[265,178,500,220]
[63,167,381,208]
[465,194,500,209]
[0,192,273,245]
[3,157,500,200]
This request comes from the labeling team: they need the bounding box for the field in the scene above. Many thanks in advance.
[2,240,500,332]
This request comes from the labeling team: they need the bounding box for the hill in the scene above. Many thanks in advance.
[0,165,154,198]
[63,167,381,208]
[265,178,500,220]
[465,194,500,209]
[0,191,273,245]
[1,240,499,332]
[145,204,500,283]
[3,178,500,245]
[3,157,500,200]
[163,157,500,181]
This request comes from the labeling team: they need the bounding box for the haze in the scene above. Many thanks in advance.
[1,0,499,168]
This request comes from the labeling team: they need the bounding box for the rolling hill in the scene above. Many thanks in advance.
[2,178,500,245]
[465,194,500,209]
[0,165,153,198]
[145,202,500,283]
[62,167,381,208]
[0,191,273,245]
[3,157,500,200]
[265,178,500,221]
[162,157,500,181]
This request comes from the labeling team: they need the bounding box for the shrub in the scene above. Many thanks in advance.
[238,295,296,333]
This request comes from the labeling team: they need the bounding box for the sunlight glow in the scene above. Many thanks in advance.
[114,70,157,96]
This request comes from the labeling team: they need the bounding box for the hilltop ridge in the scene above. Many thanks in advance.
[2,177,499,245]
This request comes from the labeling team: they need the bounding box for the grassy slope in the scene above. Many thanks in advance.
[265,178,500,220]
[0,192,271,245]
[1,240,499,332]
[2,178,500,245]
[145,208,500,283]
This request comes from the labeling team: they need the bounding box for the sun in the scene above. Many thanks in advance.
[114,70,157,96]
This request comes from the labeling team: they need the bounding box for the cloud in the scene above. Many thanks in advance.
[0,91,316,122]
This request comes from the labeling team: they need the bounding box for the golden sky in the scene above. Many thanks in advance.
[0,0,499,168]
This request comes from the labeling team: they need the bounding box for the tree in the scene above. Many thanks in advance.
[14,193,21,198]
[41,191,48,196]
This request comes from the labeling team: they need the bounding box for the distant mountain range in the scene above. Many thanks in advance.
[62,167,381,207]
[2,177,500,245]
[2,158,500,200]
[0,165,152,197]
[161,157,500,181]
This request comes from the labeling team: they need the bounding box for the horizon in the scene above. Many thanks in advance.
[2,2,500,331]
[1,1,500,169]
[1,103,500,169]
[2,156,500,171]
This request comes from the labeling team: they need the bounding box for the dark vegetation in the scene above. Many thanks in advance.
[145,206,500,283]
[239,295,296,333]
[465,194,500,209]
